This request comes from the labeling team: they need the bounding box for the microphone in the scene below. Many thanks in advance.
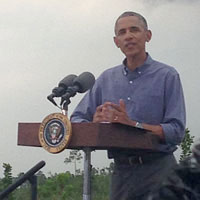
[47,74,77,106]
[60,72,95,106]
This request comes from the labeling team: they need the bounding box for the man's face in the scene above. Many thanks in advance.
[114,16,151,58]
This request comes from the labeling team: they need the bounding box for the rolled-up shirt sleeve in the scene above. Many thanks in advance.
[70,92,94,122]
[70,81,101,123]
[160,73,186,145]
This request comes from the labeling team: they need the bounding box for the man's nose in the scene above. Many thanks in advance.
[124,30,133,40]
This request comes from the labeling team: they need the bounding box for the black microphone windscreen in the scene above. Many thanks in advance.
[73,72,95,93]
[59,74,77,89]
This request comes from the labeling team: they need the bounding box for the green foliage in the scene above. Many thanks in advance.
[37,169,111,200]
[92,173,110,200]
[2,163,13,188]
[0,165,111,200]
[0,163,14,200]
[38,172,83,200]
[91,162,113,200]
[179,128,195,162]
[14,186,31,200]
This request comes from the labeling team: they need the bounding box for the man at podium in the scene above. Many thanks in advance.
[71,11,186,200]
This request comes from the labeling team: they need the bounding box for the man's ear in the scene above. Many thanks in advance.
[146,30,152,42]
[113,36,120,48]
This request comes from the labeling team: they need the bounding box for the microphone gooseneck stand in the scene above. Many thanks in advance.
[48,72,96,200]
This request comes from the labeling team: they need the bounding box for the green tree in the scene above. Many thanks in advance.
[179,128,195,162]
[64,150,83,175]
[2,163,12,187]
[91,165,111,200]
[0,163,14,200]
[38,172,82,200]
[36,170,46,185]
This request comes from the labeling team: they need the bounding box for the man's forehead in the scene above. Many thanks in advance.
[116,16,143,29]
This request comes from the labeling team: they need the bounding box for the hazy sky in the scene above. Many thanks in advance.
[0,0,200,177]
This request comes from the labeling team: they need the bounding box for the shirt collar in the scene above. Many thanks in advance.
[122,53,153,76]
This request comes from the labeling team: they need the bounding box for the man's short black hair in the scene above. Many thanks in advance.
[115,11,148,34]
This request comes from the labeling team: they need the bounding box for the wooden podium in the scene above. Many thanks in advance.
[18,122,159,151]
[18,122,159,200]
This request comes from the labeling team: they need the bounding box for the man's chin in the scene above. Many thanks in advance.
[124,51,138,58]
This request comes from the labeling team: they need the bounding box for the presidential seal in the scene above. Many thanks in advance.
[39,113,72,153]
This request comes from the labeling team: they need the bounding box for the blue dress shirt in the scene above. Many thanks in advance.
[71,54,186,153]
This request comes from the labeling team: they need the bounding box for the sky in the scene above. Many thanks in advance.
[0,0,200,177]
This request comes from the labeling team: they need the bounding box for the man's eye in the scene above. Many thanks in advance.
[118,30,126,35]
[130,27,139,32]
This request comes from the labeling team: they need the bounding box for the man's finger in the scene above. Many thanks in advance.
[96,104,103,112]
[109,99,126,112]
[119,99,126,111]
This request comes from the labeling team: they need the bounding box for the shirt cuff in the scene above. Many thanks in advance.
[160,123,182,145]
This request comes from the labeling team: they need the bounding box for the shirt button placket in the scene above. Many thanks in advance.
[128,80,133,101]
